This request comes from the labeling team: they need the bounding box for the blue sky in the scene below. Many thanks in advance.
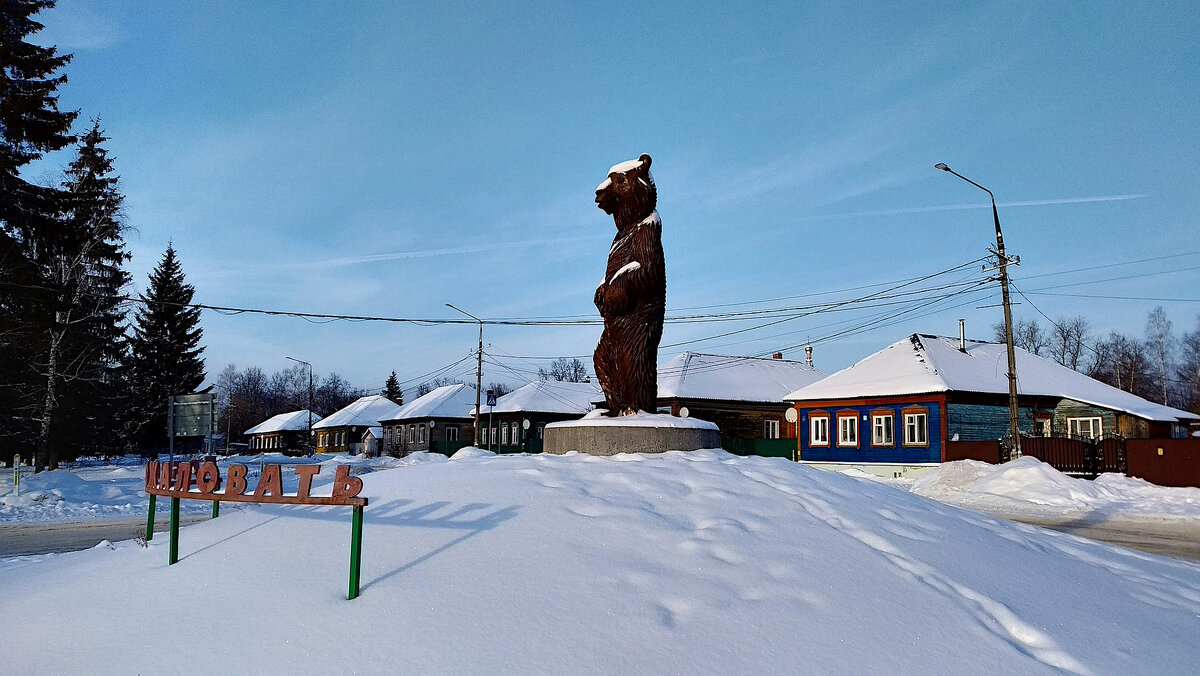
[30,1,1200,394]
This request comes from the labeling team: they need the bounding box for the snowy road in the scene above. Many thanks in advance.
[0,515,210,557]
[1000,514,1200,562]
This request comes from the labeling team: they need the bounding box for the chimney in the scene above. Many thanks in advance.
[772,352,783,360]
[959,319,966,352]
[804,344,814,367]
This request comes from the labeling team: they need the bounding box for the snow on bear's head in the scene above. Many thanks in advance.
[595,153,656,229]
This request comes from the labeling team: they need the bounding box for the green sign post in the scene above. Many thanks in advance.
[145,460,368,599]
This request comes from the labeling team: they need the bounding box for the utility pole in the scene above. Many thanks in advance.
[446,304,484,445]
[286,356,314,453]
[936,163,1022,459]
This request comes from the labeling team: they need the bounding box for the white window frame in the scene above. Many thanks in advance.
[501,423,510,446]
[480,427,488,446]
[446,426,459,442]
[1067,416,1103,439]
[511,422,520,445]
[419,424,426,444]
[537,424,545,440]
[763,419,781,439]
[903,412,928,447]
[407,425,415,444]
[810,415,829,446]
[872,413,894,446]
[837,414,858,447]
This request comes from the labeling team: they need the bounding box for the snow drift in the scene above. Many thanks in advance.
[3,451,1199,674]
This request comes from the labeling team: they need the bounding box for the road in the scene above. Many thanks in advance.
[3,512,1199,563]
[995,513,1200,562]
[0,515,210,557]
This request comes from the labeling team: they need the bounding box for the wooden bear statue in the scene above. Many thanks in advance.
[592,154,666,416]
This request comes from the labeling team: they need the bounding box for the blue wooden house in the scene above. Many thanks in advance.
[784,334,1197,467]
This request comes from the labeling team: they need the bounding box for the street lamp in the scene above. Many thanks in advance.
[285,356,314,454]
[445,304,484,447]
[935,163,1021,459]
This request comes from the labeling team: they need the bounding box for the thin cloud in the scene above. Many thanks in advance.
[232,233,608,273]
[797,194,1149,222]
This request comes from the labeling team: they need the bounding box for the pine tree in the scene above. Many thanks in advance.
[381,370,403,404]
[125,245,206,452]
[0,0,79,466]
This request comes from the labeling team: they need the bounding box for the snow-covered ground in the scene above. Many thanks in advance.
[2,449,1199,674]
[846,456,1200,521]
[0,453,412,523]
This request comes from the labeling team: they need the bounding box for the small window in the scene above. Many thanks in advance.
[481,427,488,446]
[446,426,459,442]
[903,410,928,447]
[763,420,780,439]
[418,424,426,444]
[810,414,830,446]
[1067,416,1103,439]
[537,424,545,440]
[511,422,520,445]
[837,413,858,447]
[871,412,894,447]
[407,425,415,444]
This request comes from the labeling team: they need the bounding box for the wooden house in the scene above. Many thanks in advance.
[473,380,601,453]
[785,334,1197,470]
[312,395,403,454]
[244,410,322,454]
[654,352,826,446]
[379,383,476,456]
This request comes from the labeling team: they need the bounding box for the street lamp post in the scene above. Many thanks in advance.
[446,304,484,447]
[285,356,314,454]
[935,163,1021,459]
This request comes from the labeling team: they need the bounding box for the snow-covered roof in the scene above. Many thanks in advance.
[244,410,322,436]
[381,384,476,422]
[312,395,404,429]
[472,380,601,416]
[656,352,827,403]
[785,334,1197,423]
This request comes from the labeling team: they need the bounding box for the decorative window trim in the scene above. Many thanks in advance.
[836,410,859,448]
[1067,416,1103,439]
[870,409,894,447]
[418,424,426,444]
[809,411,830,447]
[763,419,781,439]
[901,406,929,447]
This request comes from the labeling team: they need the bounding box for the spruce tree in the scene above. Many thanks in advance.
[382,370,403,404]
[49,120,133,459]
[126,245,206,452]
[0,0,78,466]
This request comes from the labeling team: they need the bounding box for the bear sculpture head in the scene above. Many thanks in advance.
[595,153,656,231]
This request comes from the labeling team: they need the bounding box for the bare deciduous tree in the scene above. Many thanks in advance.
[538,357,590,382]
[1144,306,1174,405]
[992,318,1047,356]
[1089,332,1153,399]
[1048,315,1090,371]
[1177,316,1200,414]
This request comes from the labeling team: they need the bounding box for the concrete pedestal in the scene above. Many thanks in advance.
[544,412,720,456]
